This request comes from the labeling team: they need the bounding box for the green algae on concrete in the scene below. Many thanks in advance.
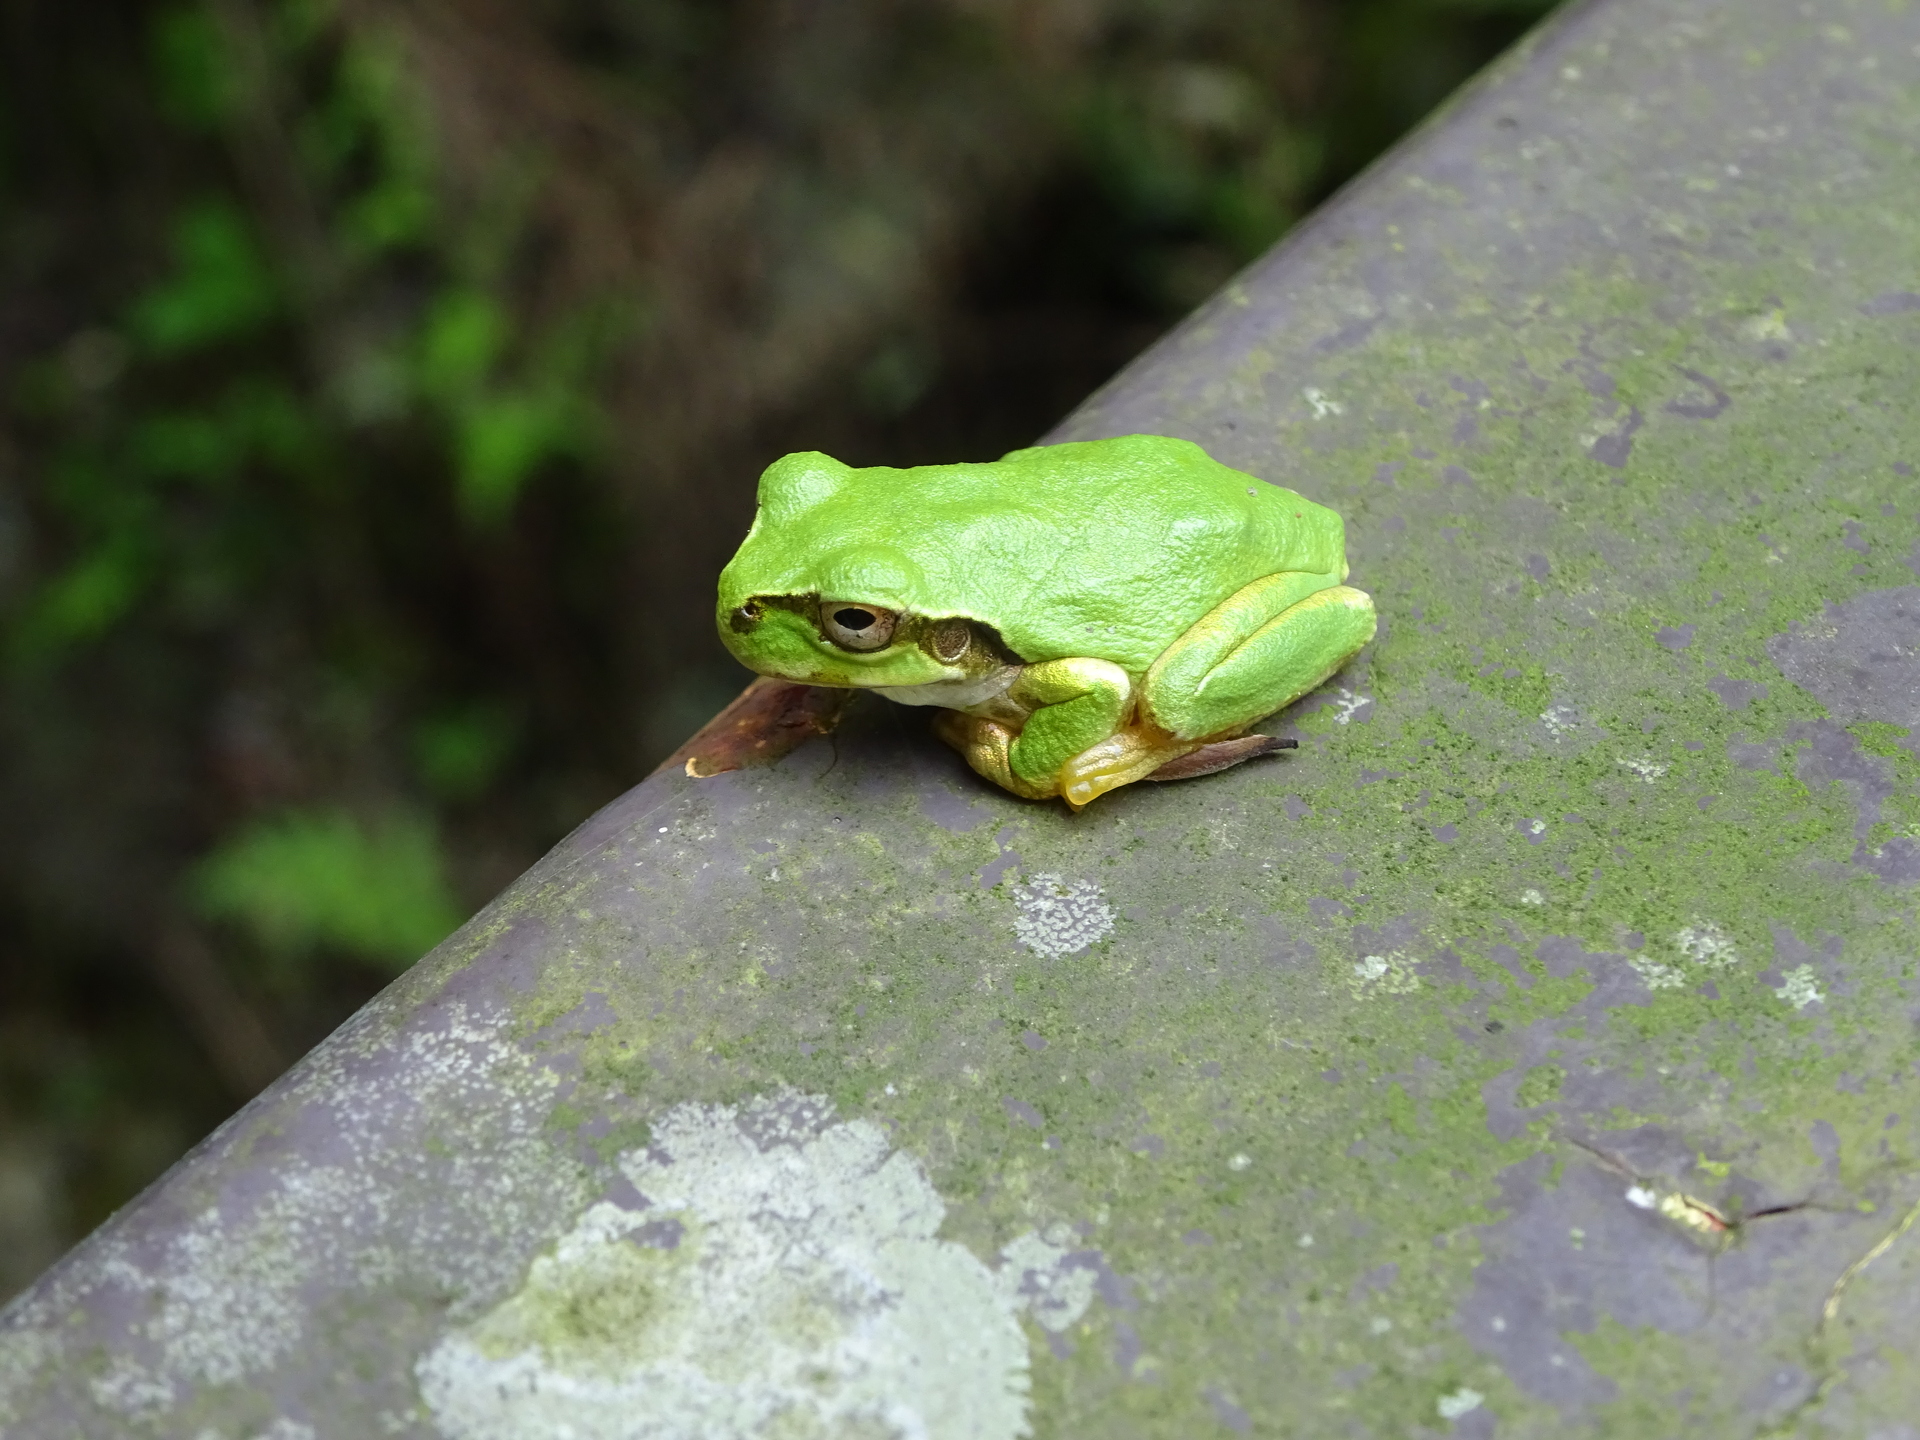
[7,0,1920,1435]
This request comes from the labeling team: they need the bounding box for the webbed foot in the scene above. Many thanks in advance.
[1054,725,1198,809]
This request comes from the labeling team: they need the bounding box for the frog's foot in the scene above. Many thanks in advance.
[1055,725,1200,809]
[1146,733,1297,782]
[932,709,1055,801]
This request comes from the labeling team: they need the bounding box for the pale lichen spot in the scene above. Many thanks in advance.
[996,1228,1096,1335]
[1674,921,1737,969]
[1617,755,1669,783]
[1368,1317,1392,1335]
[1301,387,1345,418]
[1010,874,1114,958]
[1351,951,1420,998]
[1327,687,1370,724]
[1629,954,1688,991]
[1630,921,1740,993]
[419,1092,1087,1440]
[1227,1153,1252,1172]
[1774,965,1825,1010]
[1519,888,1545,906]
[1540,704,1579,739]
[1437,1386,1484,1420]
[53,1002,591,1428]
[1741,308,1791,342]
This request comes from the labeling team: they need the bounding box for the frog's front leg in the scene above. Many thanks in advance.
[934,657,1166,807]
[931,710,1053,801]
[1142,570,1376,743]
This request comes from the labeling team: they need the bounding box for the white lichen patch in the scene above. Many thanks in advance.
[1774,965,1825,1010]
[1674,921,1737,969]
[996,1227,1096,1335]
[419,1093,1090,1440]
[1302,386,1345,418]
[86,1358,178,1421]
[1327,687,1370,724]
[1350,951,1421,998]
[1630,919,1740,993]
[1436,1386,1484,1420]
[13,1000,595,1430]
[1010,874,1114,958]
[1519,888,1545,906]
[1628,954,1689,990]
[1541,704,1579,740]
[1616,755,1669,783]
[0,1327,56,1432]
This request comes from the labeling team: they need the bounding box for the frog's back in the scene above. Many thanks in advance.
[723,434,1347,671]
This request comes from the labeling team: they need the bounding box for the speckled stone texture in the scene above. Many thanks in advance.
[7,0,1920,1433]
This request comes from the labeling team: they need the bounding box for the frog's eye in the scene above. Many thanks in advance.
[820,601,897,652]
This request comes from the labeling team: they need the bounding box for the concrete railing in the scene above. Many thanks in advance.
[7,0,1920,1433]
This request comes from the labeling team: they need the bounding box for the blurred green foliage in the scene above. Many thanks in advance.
[0,0,1556,1294]
[131,200,280,355]
[193,807,461,974]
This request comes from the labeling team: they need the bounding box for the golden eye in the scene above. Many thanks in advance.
[930,618,971,663]
[820,601,897,652]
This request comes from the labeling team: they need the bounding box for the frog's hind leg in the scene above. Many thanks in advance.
[1141,571,1377,750]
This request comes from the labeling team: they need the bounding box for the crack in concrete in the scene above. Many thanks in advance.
[1755,1193,1920,1438]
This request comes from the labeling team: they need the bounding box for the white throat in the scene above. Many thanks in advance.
[874,666,1020,710]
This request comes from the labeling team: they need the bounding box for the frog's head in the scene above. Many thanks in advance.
[718,547,998,688]
[717,453,997,688]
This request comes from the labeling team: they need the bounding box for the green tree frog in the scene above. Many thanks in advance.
[715,433,1376,807]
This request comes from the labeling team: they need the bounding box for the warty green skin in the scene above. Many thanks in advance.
[714,434,1349,690]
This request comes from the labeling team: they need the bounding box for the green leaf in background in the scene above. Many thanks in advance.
[191,808,463,971]
[128,200,279,356]
[454,391,578,525]
[151,5,237,132]
[412,702,519,802]
[330,39,437,254]
[8,533,149,664]
[419,289,508,397]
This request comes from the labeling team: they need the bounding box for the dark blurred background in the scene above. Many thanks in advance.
[0,0,1557,1296]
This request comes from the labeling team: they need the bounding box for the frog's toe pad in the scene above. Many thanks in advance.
[1146,733,1296,782]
